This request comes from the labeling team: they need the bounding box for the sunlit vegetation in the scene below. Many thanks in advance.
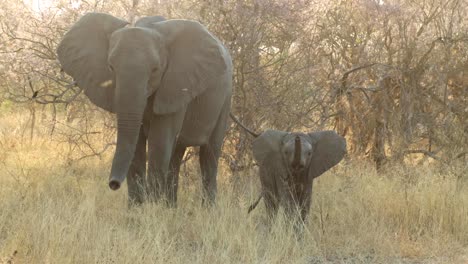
[0,0,467,263]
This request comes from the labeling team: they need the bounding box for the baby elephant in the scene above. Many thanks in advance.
[230,115,346,223]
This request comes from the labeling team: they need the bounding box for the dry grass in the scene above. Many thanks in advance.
[0,109,467,264]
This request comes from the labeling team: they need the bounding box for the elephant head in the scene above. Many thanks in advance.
[280,134,314,173]
[253,129,346,177]
[57,13,227,190]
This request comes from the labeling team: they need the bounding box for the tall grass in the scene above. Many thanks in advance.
[1,110,467,263]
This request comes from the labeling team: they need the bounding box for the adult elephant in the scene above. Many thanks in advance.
[57,13,232,206]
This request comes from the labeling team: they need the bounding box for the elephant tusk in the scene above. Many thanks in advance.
[100,80,113,88]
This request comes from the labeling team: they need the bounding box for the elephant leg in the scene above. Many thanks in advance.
[199,144,220,205]
[126,126,147,206]
[280,190,297,224]
[199,101,229,205]
[166,142,186,207]
[299,199,311,225]
[147,111,185,203]
[299,182,313,223]
[293,193,310,238]
[263,190,279,220]
[259,168,280,222]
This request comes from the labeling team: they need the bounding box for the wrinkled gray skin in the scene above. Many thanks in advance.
[248,130,346,223]
[57,13,232,206]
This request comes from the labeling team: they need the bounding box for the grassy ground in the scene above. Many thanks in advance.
[0,110,467,263]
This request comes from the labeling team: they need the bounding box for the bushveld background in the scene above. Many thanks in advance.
[0,0,467,263]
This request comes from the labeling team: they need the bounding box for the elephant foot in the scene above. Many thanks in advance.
[147,191,164,204]
[201,194,216,207]
[127,178,146,206]
[127,197,144,208]
[165,191,178,208]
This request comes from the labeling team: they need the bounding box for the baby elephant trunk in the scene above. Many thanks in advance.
[292,136,302,170]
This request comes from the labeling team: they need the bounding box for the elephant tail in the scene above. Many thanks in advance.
[248,194,263,214]
[230,113,260,138]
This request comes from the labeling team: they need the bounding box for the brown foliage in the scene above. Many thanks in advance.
[0,0,466,170]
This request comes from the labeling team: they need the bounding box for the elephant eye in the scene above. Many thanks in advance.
[308,152,312,156]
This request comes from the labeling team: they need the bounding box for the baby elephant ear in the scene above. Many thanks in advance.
[308,131,347,179]
[252,130,288,165]
[151,20,229,114]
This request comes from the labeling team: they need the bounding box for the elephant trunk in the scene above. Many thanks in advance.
[108,75,147,191]
[109,113,143,190]
[292,136,302,169]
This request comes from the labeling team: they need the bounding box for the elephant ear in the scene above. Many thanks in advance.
[152,20,227,114]
[252,130,289,173]
[308,131,347,179]
[135,16,166,28]
[57,13,128,112]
